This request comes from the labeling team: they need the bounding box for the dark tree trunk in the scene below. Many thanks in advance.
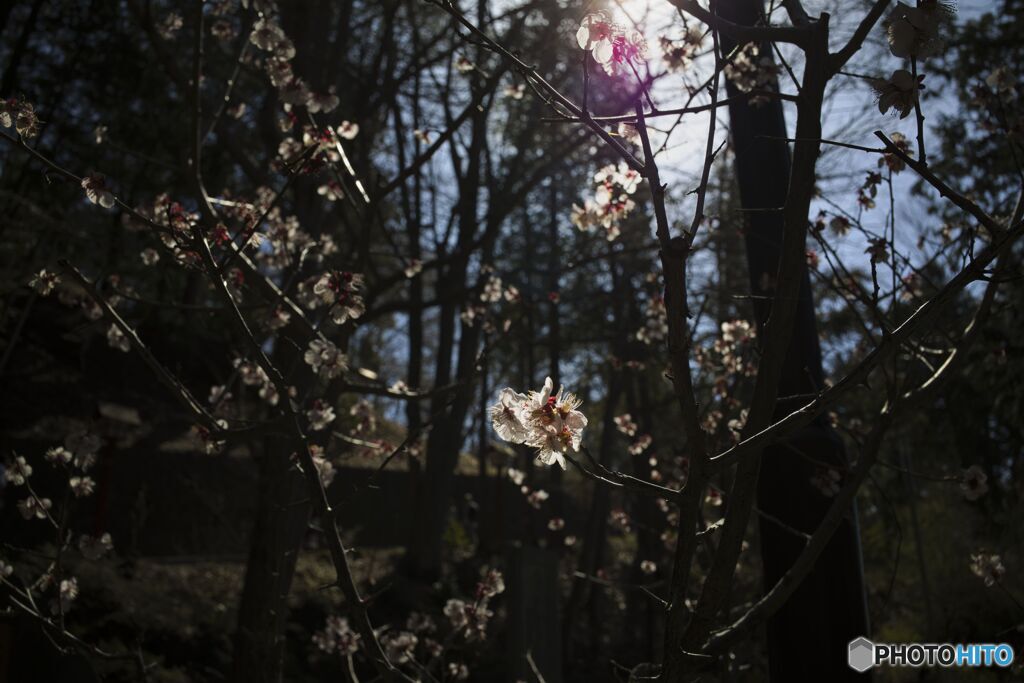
[230,437,310,683]
[718,1,870,679]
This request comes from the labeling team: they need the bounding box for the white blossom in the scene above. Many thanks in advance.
[306,400,336,431]
[5,456,32,485]
[970,553,1005,587]
[303,339,348,380]
[29,269,60,295]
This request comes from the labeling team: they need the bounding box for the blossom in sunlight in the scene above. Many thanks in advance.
[884,1,955,59]
[573,161,640,242]
[82,174,115,208]
[312,271,365,324]
[871,69,924,119]
[969,553,1005,587]
[303,339,348,380]
[337,121,359,140]
[455,56,475,74]
[490,389,531,444]
[489,377,588,469]
[576,11,617,65]
[250,18,292,57]
[602,29,649,77]
[960,465,988,501]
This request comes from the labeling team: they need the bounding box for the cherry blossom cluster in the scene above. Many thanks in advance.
[462,267,519,329]
[694,320,757,387]
[490,377,588,469]
[3,434,114,616]
[576,11,649,77]
[248,9,339,114]
[636,295,668,345]
[312,615,360,656]
[313,569,503,677]
[571,162,640,242]
[0,95,39,138]
[296,270,365,325]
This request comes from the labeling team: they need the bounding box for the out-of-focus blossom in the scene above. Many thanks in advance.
[614,413,638,437]
[960,465,988,501]
[312,615,360,655]
[78,532,113,560]
[306,400,336,431]
[969,552,1005,587]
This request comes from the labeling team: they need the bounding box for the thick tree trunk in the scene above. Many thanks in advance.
[718,1,870,679]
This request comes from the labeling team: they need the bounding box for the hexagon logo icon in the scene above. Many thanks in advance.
[848,637,875,673]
